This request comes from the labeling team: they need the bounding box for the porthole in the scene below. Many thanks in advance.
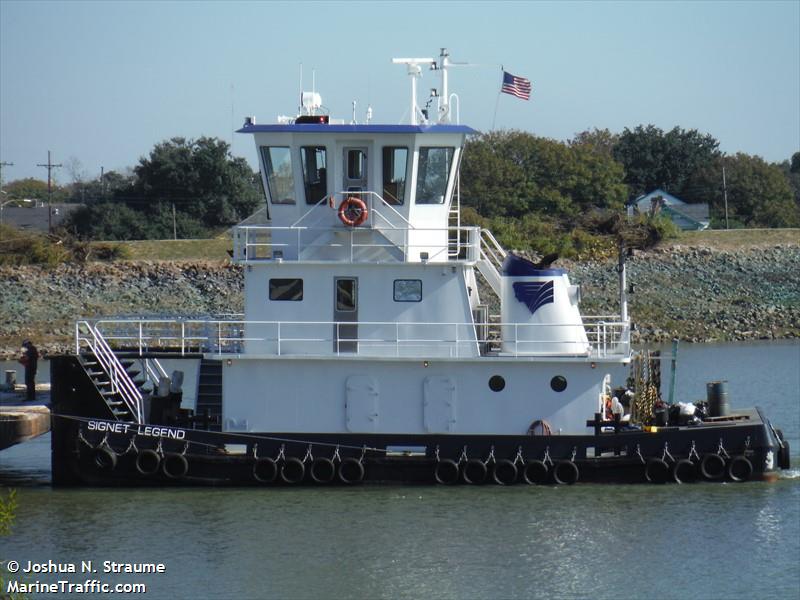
[550,376,567,392]
[489,375,505,392]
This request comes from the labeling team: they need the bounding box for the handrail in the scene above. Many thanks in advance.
[76,320,144,423]
[144,357,169,387]
[233,223,482,263]
[290,190,416,230]
[86,316,631,359]
[480,228,507,269]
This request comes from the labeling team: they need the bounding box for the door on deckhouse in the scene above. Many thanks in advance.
[334,277,359,353]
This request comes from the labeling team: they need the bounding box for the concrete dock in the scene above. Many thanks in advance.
[0,384,51,451]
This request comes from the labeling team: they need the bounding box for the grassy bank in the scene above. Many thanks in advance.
[671,228,800,249]
[112,237,232,261]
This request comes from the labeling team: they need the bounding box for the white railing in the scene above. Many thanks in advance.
[479,228,507,270]
[233,223,481,263]
[232,189,485,263]
[80,317,630,360]
[75,320,145,423]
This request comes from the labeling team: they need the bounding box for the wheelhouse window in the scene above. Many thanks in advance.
[269,278,303,301]
[261,146,295,205]
[382,147,408,205]
[336,279,357,311]
[301,146,327,205]
[415,147,454,204]
[394,279,422,302]
[347,150,365,180]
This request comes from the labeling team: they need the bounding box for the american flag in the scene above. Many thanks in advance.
[501,71,532,101]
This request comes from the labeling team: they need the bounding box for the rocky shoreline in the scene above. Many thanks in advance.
[1,243,798,358]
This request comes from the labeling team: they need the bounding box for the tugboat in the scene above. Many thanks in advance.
[50,49,791,486]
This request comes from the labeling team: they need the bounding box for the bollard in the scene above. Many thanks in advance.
[4,370,17,391]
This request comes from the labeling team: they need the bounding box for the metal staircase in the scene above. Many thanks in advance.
[196,359,223,431]
[75,320,146,423]
[79,354,147,421]
[476,229,507,297]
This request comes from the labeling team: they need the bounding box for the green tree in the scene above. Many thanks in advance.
[4,178,47,200]
[778,151,800,212]
[723,153,800,227]
[461,130,627,219]
[132,136,261,228]
[613,125,720,202]
[66,137,262,240]
[570,128,620,159]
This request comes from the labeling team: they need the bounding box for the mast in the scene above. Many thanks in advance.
[618,238,629,323]
[438,48,450,124]
[392,56,435,125]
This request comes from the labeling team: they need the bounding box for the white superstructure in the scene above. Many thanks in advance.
[87,49,631,437]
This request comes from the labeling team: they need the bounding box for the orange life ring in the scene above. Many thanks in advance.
[338,196,368,227]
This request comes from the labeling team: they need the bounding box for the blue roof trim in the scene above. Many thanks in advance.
[237,123,479,135]
[502,254,565,277]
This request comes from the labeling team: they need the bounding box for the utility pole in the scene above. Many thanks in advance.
[172,203,177,240]
[100,166,105,200]
[722,165,729,230]
[37,151,63,232]
[0,161,14,193]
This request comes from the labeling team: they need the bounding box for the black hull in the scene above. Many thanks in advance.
[50,355,789,487]
[51,412,788,487]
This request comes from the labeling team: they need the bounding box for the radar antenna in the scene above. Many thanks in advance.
[393,49,473,125]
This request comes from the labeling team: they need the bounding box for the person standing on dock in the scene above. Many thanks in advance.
[19,340,39,401]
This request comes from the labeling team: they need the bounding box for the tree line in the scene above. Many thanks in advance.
[2,126,798,244]
[461,126,800,229]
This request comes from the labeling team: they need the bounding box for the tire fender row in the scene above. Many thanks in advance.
[434,445,580,486]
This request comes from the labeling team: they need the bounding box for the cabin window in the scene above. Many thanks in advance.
[301,146,328,205]
[336,279,357,311]
[394,279,422,302]
[415,147,454,204]
[382,147,408,205]
[261,146,296,205]
[269,278,303,301]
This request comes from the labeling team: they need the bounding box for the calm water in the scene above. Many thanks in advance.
[2,341,799,599]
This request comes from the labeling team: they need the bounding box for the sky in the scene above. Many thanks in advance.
[1,0,798,184]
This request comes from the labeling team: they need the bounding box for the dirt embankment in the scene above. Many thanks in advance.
[1,243,798,358]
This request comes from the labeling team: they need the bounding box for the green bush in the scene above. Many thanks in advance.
[0,226,129,265]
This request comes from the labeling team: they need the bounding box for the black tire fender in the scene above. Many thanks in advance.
[93,446,117,472]
[522,459,549,485]
[310,457,336,484]
[462,458,487,485]
[280,457,306,484]
[492,459,518,486]
[435,459,460,485]
[253,457,278,483]
[700,453,726,480]
[338,457,365,485]
[162,452,189,479]
[727,455,753,482]
[135,449,160,476]
[672,458,698,484]
[553,460,579,485]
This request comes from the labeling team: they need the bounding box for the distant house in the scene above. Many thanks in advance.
[0,203,84,233]
[627,189,710,231]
